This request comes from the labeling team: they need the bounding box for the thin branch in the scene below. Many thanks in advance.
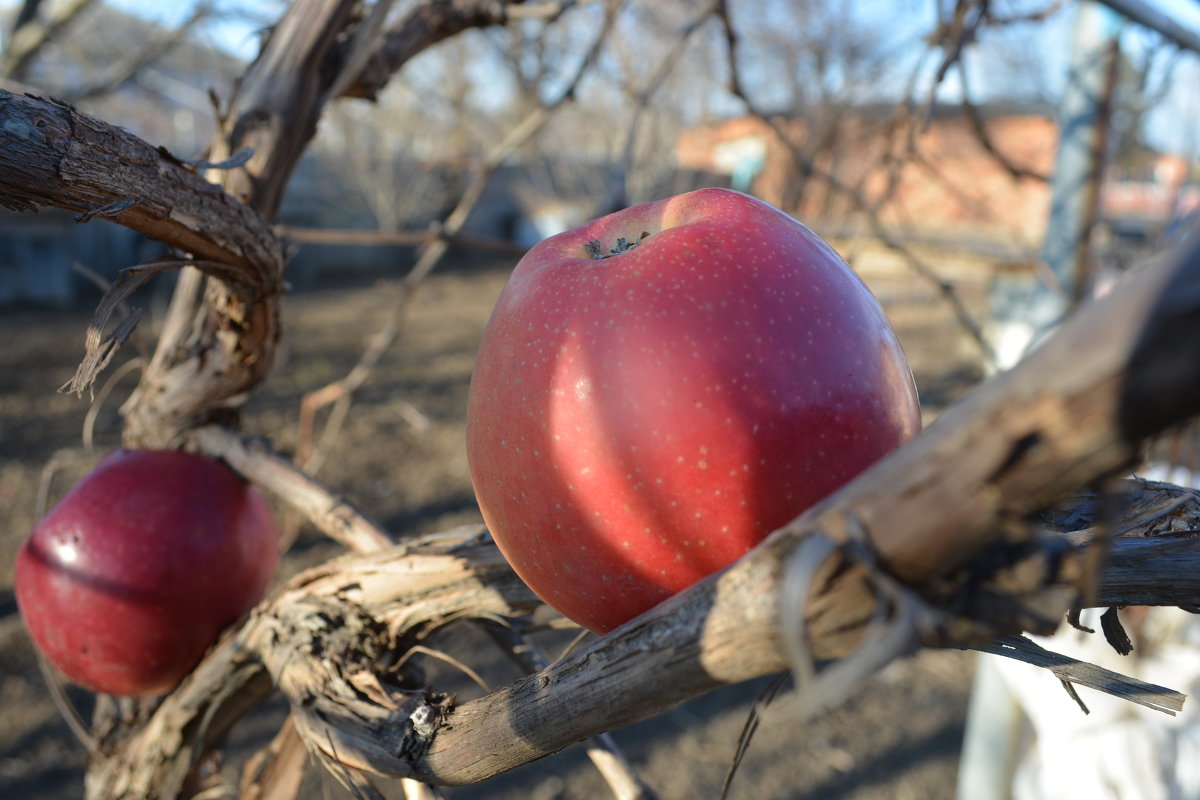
[718,672,788,800]
[294,0,627,473]
[67,2,215,101]
[34,449,82,519]
[279,225,526,256]
[60,258,196,397]
[603,0,720,214]
[3,0,97,79]
[188,425,395,555]
[957,60,1050,183]
[973,634,1185,715]
[395,645,493,693]
[82,357,145,451]
[36,653,99,754]
[986,0,1066,26]
[238,715,308,800]
[1095,0,1200,54]
[715,1,997,368]
[925,0,986,109]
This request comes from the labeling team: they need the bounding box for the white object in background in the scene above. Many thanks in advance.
[959,465,1200,800]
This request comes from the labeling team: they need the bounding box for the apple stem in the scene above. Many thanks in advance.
[584,231,651,259]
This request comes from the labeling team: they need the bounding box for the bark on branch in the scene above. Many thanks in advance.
[0,90,282,280]
[84,535,542,800]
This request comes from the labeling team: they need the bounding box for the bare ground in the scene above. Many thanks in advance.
[0,243,993,799]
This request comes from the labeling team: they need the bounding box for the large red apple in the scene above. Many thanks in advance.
[466,188,920,633]
[15,449,278,696]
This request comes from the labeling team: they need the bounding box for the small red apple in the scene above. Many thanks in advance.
[466,188,921,633]
[14,449,279,696]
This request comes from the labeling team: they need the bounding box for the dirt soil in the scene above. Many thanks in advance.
[0,243,994,799]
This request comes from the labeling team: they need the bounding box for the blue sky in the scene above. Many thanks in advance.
[3,0,1198,154]
[97,0,284,60]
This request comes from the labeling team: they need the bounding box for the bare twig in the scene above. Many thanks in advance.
[1095,0,1200,54]
[34,449,83,519]
[583,736,657,800]
[60,258,193,397]
[395,645,493,693]
[719,672,788,800]
[294,0,627,473]
[279,225,526,256]
[973,634,1185,714]
[68,2,215,101]
[36,653,99,754]
[82,357,145,451]
[3,0,97,79]
[715,1,997,368]
[187,148,255,173]
[603,0,720,213]
[238,715,308,800]
[957,61,1050,183]
[188,426,395,554]
[924,0,987,114]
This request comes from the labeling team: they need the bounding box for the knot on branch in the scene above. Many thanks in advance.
[224,536,541,788]
[259,592,452,783]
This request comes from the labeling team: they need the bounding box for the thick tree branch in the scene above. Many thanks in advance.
[107,0,534,448]
[189,424,652,798]
[69,1,550,788]
[0,91,282,279]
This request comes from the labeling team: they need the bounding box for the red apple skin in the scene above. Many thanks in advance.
[14,450,278,696]
[466,188,921,634]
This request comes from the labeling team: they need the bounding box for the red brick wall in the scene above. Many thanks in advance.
[677,113,1057,242]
